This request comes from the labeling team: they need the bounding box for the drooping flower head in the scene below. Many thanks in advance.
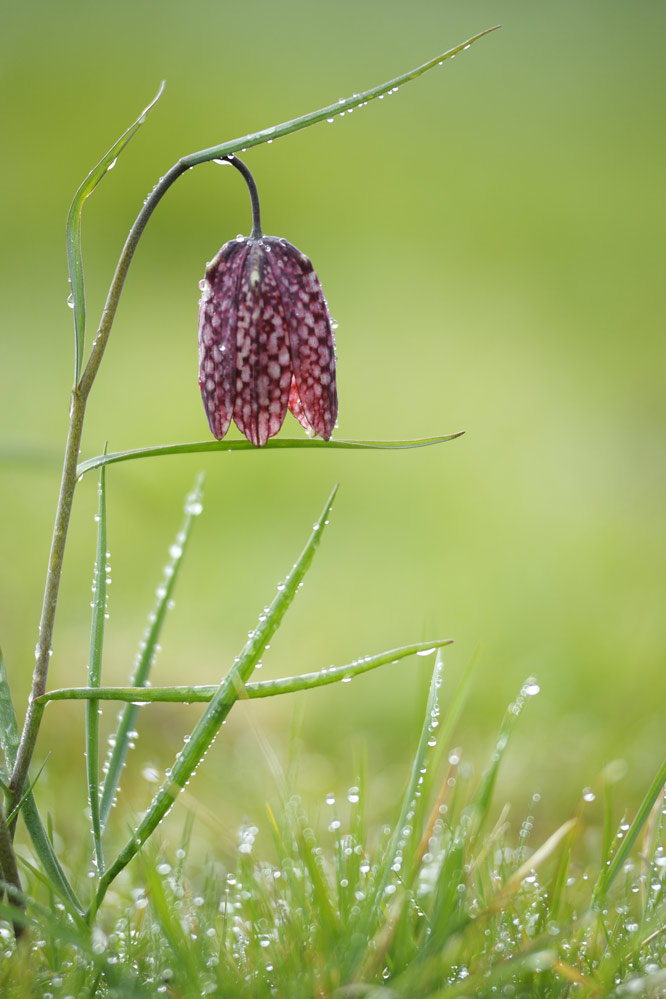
[198,156,338,447]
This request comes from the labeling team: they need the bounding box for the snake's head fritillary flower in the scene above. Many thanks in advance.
[198,157,337,447]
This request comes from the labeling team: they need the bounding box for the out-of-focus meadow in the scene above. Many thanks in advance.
[1,1,664,851]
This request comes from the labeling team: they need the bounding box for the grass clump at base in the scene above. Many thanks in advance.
[2,663,665,998]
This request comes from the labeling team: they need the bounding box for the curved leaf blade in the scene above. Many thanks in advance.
[38,640,453,705]
[76,433,463,476]
[66,83,164,384]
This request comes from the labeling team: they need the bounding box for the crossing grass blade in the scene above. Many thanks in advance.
[99,475,204,831]
[0,650,84,915]
[86,463,108,875]
[75,434,464,476]
[66,83,164,383]
[39,639,453,705]
[90,485,339,916]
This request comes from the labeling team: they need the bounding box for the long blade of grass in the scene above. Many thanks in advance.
[353,651,445,979]
[99,476,204,831]
[468,678,540,845]
[181,27,501,167]
[39,639,453,705]
[66,83,164,383]
[420,647,481,810]
[0,649,20,774]
[0,650,83,914]
[91,485,339,916]
[594,751,666,901]
[76,433,463,477]
[86,463,108,875]
[141,857,200,989]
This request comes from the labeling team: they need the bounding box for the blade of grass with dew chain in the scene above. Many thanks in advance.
[40,639,453,706]
[350,650,445,981]
[594,750,666,902]
[86,461,108,875]
[91,485,338,916]
[99,475,204,831]
[141,856,201,990]
[66,83,164,384]
[181,27,501,167]
[76,434,464,476]
[419,646,481,811]
[0,650,83,915]
[467,677,541,848]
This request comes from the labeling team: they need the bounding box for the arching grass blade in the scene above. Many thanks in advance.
[39,639,452,706]
[66,83,164,383]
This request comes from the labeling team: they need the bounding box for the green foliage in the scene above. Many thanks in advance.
[2,676,665,997]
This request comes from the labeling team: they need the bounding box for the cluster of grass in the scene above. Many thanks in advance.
[2,663,666,998]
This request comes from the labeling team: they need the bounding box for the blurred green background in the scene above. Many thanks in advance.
[1,1,665,854]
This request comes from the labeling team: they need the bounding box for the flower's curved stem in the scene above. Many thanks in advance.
[222,155,263,239]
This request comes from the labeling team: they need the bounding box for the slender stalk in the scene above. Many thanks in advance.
[86,464,108,874]
[9,396,84,830]
[0,799,23,936]
[224,156,263,238]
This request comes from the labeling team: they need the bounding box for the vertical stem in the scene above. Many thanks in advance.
[9,161,189,824]
[9,392,86,832]
[0,798,24,936]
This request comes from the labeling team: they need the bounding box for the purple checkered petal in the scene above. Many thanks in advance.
[232,242,292,447]
[198,239,249,439]
[264,237,338,441]
[198,233,337,446]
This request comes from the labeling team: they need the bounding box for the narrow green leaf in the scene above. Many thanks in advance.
[0,652,83,914]
[99,476,204,830]
[38,640,452,705]
[19,796,84,918]
[6,758,48,826]
[355,651,445,976]
[76,433,463,476]
[594,752,666,902]
[421,646,482,809]
[467,678,540,846]
[142,857,200,988]
[66,83,164,384]
[0,649,20,775]
[91,485,339,916]
[181,27,501,166]
[86,462,108,874]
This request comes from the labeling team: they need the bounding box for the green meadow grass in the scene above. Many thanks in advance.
[2,660,666,997]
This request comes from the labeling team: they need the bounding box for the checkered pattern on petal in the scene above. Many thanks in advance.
[232,242,293,447]
[198,239,249,440]
[263,237,338,441]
